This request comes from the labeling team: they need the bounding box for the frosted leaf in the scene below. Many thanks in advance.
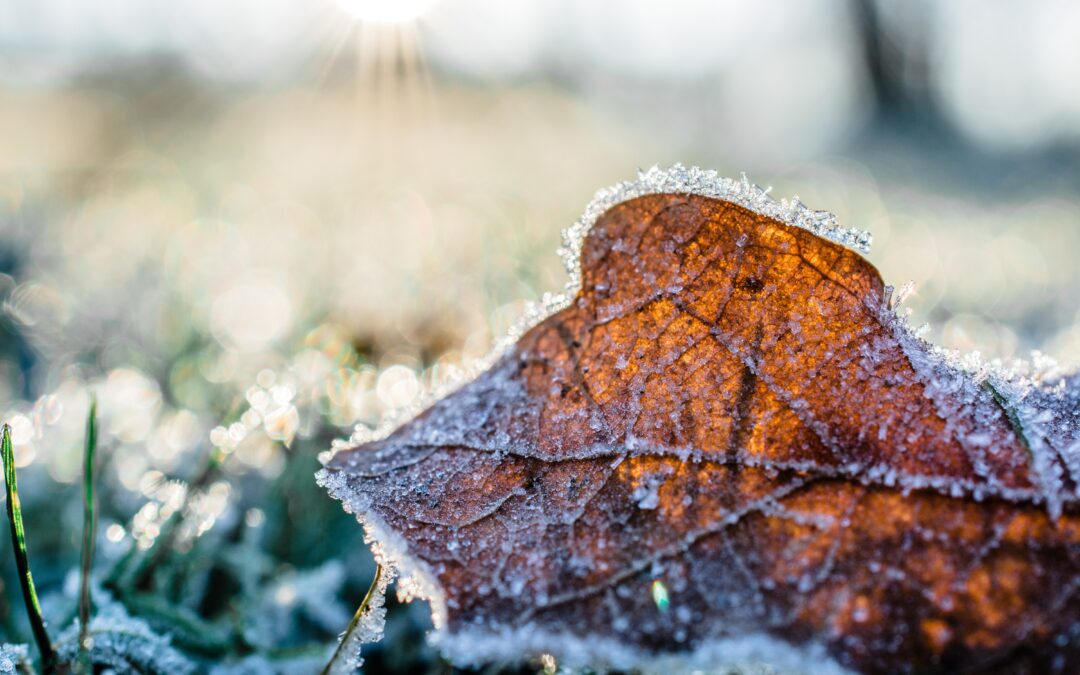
[0,644,27,675]
[320,178,1080,673]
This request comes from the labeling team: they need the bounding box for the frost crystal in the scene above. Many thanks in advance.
[55,597,194,674]
[0,644,27,675]
[328,558,396,675]
[881,289,1080,518]
[559,164,872,299]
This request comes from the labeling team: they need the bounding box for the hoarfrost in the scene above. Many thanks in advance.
[327,553,396,675]
[315,475,445,628]
[559,165,873,295]
[0,645,27,675]
[881,282,1080,518]
[55,597,195,674]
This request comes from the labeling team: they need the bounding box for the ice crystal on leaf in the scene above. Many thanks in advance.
[319,167,1080,674]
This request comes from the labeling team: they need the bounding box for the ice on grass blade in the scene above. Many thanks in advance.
[322,565,392,675]
[1,423,56,671]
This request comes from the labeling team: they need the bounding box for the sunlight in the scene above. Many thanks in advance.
[310,0,437,169]
[334,0,437,23]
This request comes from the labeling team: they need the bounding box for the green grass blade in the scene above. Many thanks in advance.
[1,423,55,670]
[321,564,382,675]
[77,396,98,671]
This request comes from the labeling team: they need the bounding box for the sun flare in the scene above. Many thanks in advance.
[334,0,437,23]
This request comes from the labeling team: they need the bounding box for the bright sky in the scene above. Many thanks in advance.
[1,0,1079,149]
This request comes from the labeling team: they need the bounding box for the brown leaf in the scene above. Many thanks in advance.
[320,169,1080,674]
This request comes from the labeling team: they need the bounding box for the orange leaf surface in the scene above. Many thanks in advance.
[320,168,1080,674]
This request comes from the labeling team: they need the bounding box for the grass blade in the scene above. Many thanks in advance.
[1,423,55,670]
[321,564,382,675]
[77,396,98,670]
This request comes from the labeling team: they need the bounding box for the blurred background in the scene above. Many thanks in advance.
[0,0,1079,670]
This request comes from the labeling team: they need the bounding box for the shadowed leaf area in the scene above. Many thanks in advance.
[325,193,1080,674]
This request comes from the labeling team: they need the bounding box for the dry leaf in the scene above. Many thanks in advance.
[320,167,1080,674]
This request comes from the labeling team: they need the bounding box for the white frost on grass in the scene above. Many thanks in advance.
[54,598,194,674]
[328,563,392,675]
[246,560,351,652]
[209,652,331,675]
[0,644,27,675]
